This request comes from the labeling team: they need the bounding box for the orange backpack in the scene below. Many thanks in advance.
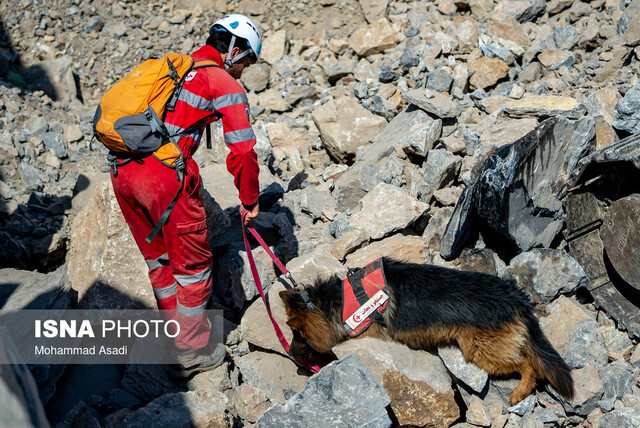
[92,53,219,243]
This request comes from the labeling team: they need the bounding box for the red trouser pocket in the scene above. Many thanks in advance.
[176,217,212,271]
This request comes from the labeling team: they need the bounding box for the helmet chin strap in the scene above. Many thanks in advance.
[224,35,253,70]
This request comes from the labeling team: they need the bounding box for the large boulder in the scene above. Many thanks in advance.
[68,181,230,309]
[67,182,157,309]
[256,354,392,427]
[504,249,589,304]
[348,19,399,57]
[441,116,595,259]
[333,183,429,259]
[312,96,387,164]
[22,55,79,104]
[235,351,309,403]
[334,338,459,427]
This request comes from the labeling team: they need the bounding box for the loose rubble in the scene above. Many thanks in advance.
[2,0,640,426]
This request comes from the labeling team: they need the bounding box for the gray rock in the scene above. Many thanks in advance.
[322,58,357,84]
[478,35,515,64]
[597,408,640,428]
[0,327,50,428]
[118,389,234,427]
[333,338,458,426]
[216,244,272,311]
[187,361,238,394]
[426,67,454,93]
[420,149,463,201]
[277,223,334,263]
[403,88,462,118]
[286,85,318,107]
[240,63,270,93]
[332,158,403,212]
[19,162,43,191]
[104,22,127,38]
[236,351,308,403]
[554,25,580,50]
[312,96,387,164]
[85,16,105,33]
[613,81,640,134]
[372,104,440,157]
[599,364,634,401]
[532,406,560,424]
[120,363,185,402]
[57,401,102,428]
[438,346,488,393]
[504,249,589,304]
[508,394,536,415]
[562,322,609,370]
[232,385,272,423]
[345,182,428,243]
[494,0,546,23]
[256,355,392,428]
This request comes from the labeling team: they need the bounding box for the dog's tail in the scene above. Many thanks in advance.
[523,312,574,400]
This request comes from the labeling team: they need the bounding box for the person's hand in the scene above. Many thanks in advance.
[240,201,259,227]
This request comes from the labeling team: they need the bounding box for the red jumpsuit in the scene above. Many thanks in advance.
[110,45,259,350]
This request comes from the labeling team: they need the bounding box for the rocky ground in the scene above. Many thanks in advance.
[2,0,640,426]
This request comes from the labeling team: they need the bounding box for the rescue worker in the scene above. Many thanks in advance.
[110,14,262,376]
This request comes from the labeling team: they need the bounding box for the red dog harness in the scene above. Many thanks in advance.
[342,258,389,337]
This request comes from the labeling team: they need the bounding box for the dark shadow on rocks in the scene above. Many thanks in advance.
[0,17,54,95]
[0,192,72,272]
[0,174,89,272]
[46,280,195,426]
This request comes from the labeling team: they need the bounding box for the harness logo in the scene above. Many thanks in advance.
[345,290,389,331]
[185,70,197,82]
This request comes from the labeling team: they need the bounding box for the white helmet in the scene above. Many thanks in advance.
[210,14,262,70]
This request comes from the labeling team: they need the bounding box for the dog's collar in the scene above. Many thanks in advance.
[299,288,316,310]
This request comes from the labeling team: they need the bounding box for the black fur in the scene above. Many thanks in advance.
[302,257,536,333]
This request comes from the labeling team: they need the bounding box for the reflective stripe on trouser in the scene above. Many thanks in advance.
[111,156,212,350]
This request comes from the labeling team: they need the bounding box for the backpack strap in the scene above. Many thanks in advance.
[166,59,220,112]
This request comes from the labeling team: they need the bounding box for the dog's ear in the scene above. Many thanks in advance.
[286,317,305,331]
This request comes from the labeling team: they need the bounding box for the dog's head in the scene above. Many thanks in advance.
[279,287,343,356]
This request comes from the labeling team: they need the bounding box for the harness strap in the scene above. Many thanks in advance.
[144,158,185,244]
[241,211,320,373]
[205,123,212,149]
[347,268,386,326]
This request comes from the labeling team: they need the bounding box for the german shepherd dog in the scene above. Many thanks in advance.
[280,258,574,405]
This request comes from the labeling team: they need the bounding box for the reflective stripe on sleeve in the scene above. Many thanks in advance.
[213,92,249,110]
[178,89,215,111]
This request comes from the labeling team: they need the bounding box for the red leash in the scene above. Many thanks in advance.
[241,212,321,373]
